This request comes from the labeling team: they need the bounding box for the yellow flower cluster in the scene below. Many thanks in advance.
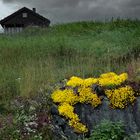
[98,72,128,87]
[51,72,136,134]
[105,86,136,109]
[67,72,128,88]
[69,119,88,133]
[51,89,77,105]
[67,76,84,87]
[58,103,75,119]
[78,87,101,107]
[51,78,101,133]
[51,83,101,109]
[67,76,98,88]
[58,103,88,133]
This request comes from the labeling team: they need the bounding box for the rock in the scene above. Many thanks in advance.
[92,84,105,96]
[51,97,140,140]
[64,125,78,140]
[50,105,59,115]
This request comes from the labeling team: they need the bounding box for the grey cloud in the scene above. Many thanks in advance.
[123,0,140,8]
[1,0,140,23]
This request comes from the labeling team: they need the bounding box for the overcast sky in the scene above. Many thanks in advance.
[0,0,140,25]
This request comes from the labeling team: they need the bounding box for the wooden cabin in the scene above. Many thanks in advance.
[0,7,50,34]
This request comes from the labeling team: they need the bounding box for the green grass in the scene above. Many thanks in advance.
[0,19,140,102]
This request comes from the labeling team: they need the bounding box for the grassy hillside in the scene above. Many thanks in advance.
[0,19,140,102]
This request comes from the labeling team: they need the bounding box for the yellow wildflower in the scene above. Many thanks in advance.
[99,72,128,87]
[58,103,75,119]
[105,86,136,109]
[69,120,88,133]
[51,89,77,105]
[67,76,84,87]
[51,72,135,134]
[78,87,101,107]
[82,78,98,87]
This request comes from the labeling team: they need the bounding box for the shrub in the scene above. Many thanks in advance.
[88,120,125,140]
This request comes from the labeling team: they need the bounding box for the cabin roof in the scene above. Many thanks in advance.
[0,7,50,25]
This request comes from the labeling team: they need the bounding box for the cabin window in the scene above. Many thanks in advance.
[22,13,28,18]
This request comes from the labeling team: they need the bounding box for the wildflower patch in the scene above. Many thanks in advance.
[51,72,138,133]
